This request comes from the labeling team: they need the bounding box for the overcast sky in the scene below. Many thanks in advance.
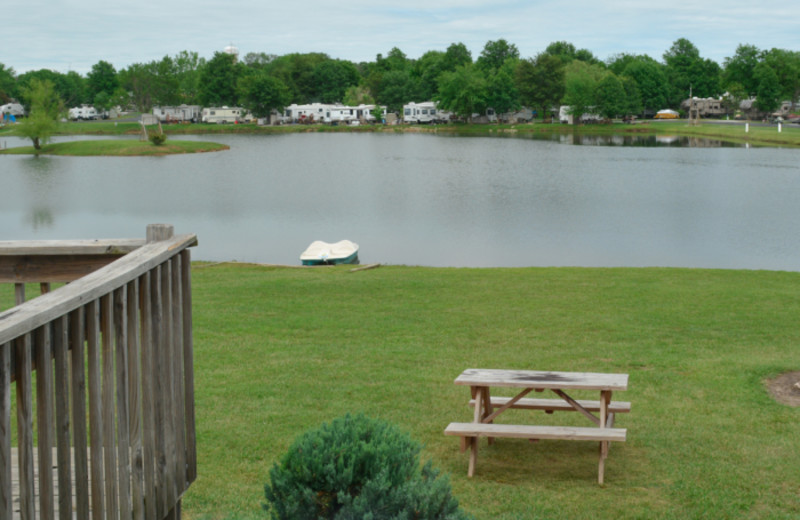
[5,0,798,75]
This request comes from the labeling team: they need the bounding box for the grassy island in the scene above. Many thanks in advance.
[0,138,229,156]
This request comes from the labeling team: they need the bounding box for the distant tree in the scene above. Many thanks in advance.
[435,64,487,122]
[754,62,781,113]
[61,71,87,107]
[562,61,605,122]
[761,48,800,107]
[198,52,243,107]
[17,79,63,150]
[238,71,291,118]
[663,38,721,106]
[376,69,416,113]
[0,63,16,103]
[621,76,643,117]
[441,42,472,71]
[485,61,519,121]
[342,85,374,106]
[515,53,565,119]
[243,52,277,69]
[595,74,626,119]
[723,44,761,95]
[621,58,668,115]
[413,50,446,101]
[476,39,519,73]
[721,82,747,116]
[264,53,330,103]
[173,50,204,103]
[311,60,360,103]
[87,60,119,102]
[544,41,577,62]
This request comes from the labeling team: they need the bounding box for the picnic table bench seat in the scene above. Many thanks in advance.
[468,396,631,414]
[445,422,627,443]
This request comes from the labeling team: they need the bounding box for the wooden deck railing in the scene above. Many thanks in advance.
[0,224,198,520]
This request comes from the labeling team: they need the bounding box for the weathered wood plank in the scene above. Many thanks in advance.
[0,255,129,284]
[101,294,119,520]
[0,342,11,520]
[86,300,105,519]
[140,272,157,520]
[444,422,627,442]
[53,316,73,520]
[0,239,145,256]
[15,334,34,520]
[114,287,132,520]
[69,308,89,520]
[127,279,145,520]
[455,369,629,391]
[35,325,55,520]
[469,397,632,414]
[180,249,197,485]
[171,256,187,497]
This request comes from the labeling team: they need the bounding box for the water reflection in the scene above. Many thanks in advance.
[469,131,745,147]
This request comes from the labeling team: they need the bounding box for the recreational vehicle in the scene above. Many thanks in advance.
[201,106,247,124]
[68,105,99,120]
[0,102,24,119]
[403,101,449,124]
[153,105,201,123]
[559,105,602,124]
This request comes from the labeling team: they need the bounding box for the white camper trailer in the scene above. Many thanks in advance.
[201,106,247,124]
[153,105,201,123]
[0,102,24,119]
[68,105,99,120]
[403,101,449,124]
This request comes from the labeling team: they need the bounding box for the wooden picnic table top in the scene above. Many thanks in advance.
[454,369,629,391]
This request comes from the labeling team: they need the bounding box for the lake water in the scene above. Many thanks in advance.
[1,132,799,269]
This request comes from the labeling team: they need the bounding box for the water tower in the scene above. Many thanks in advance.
[224,43,239,62]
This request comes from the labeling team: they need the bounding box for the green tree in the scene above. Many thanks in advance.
[342,85,374,106]
[311,59,360,103]
[198,52,243,107]
[754,62,780,113]
[0,63,17,103]
[761,48,800,107]
[476,39,519,73]
[663,38,721,106]
[515,53,565,120]
[595,73,626,119]
[86,60,119,103]
[562,61,605,122]
[17,79,63,150]
[238,72,291,118]
[264,52,330,103]
[413,50,446,101]
[621,76,643,117]
[441,42,472,71]
[723,44,761,95]
[435,64,486,121]
[485,61,519,122]
[621,57,669,115]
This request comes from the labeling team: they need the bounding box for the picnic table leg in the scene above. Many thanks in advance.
[468,437,478,477]
[481,387,495,445]
[598,390,611,484]
[468,386,484,477]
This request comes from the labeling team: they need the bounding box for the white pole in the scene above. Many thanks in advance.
[778,122,782,133]
[745,123,749,133]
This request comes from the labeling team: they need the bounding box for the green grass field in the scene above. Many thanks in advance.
[171,263,800,519]
[0,139,228,156]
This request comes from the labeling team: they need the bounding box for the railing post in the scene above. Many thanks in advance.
[147,224,175,243]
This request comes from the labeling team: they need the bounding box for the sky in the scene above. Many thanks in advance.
[4,0,798,75]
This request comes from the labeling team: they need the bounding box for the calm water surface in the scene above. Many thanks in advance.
[1,133,799,269]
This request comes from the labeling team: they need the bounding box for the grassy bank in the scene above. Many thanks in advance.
[0,139,229,156]
[171,263,799,519]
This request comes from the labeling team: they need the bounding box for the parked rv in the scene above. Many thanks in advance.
[403,101,450,124]
[201,106,249,124]
[68,105,99,120]
[282,103,388,124]
[559,105,602,124]
[153,105,202,123]
[0,103,24,118]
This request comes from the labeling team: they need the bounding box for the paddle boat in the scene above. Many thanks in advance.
[300,240,359,266]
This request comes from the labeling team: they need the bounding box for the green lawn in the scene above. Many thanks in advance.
[178,264,800,519]
[0,139,228,156]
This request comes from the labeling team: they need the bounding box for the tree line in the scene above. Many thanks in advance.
[1,38,798,121]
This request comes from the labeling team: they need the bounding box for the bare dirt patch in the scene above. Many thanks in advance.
[766,371,800,406]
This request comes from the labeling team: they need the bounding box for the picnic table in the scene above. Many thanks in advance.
[445,369,629,484]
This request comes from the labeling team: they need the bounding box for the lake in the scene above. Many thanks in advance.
[2,132,799,269]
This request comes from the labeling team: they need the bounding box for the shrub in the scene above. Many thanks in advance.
[264,413,471,520]
[149,133,167,146]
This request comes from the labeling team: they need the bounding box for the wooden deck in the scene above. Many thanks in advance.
[11,448,82,520]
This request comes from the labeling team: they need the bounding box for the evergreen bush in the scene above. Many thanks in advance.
[264,413,471,520]
[149,133,167,146]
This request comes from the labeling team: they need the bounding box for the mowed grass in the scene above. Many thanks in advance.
[176,264,800,519]
[0,139,229,156]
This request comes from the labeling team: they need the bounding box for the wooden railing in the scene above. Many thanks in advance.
[0,224,198,520]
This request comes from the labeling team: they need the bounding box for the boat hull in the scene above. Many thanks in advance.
[300,240,360,266]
